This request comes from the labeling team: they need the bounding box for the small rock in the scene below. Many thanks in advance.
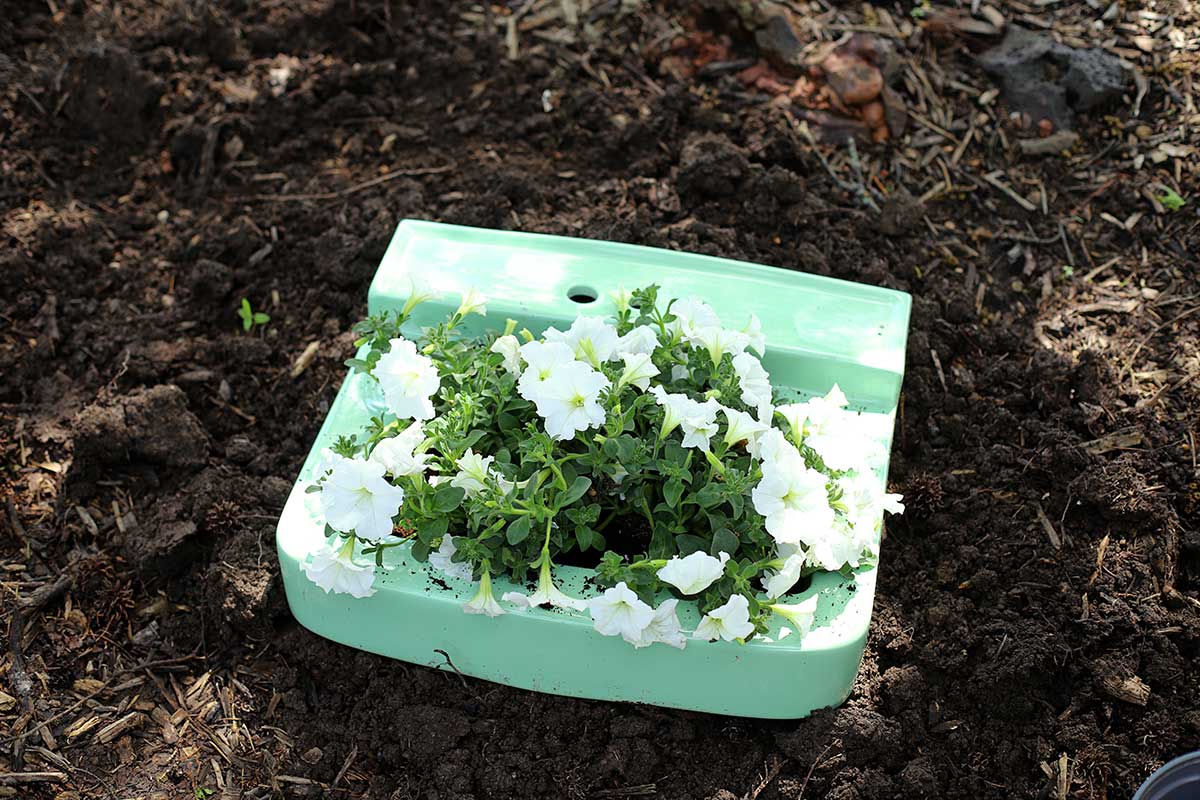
[823,56,883,105]
[878,190,922,237]
[1017,131,1080,155]
[185,258,233,300]
[754,13,804,71]
[225,435,258,465]
[978,25,1127,132]
[301,746,323,764]
[676,134,750,198]
[131,620,159,647]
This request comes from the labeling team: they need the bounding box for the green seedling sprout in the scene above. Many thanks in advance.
[238,298,270,333]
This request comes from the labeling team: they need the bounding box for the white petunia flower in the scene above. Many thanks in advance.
[804,517,865,571]
[501,560,587,611]
[617,352,660,392]
[428,535,474,582]
[588,581,654,644]
[544,316,620,368]
[679,397,722,451]
[320,457,405,541]
[516,340,576,401]
[302,537,376,598]
[722,407,770,458]
[774,403,808,442]
[609,285,634,313]
[656,551,730,595]
[757,428,796,466]
[315,447,349,478]
[650,387,721,451]
[629,599,687,649]
[462,571,505,617]
[615,325,660,357]
[670,364,690,383]
[668,297,721,339]
[369,421,431,478]
[450,449,497,496]
[455,287,488,318]
[400,275,439,317]
[806,426,875,473]
[777,385,859,465]
[374,337,441,420]
[687,326,750,367]
[762,543,807,598]
[694,594,755,642]
[836,472,902,540]
[742,313,765,357]
[490,334,523,375]
[769,595,818,638]
[532,361,610,440]
[732,352,773,419]
[751,448,835,545]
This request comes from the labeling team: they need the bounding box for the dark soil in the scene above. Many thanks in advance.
[3,1,1199,799]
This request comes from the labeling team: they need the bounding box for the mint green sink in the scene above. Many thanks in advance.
[276,220,911,718]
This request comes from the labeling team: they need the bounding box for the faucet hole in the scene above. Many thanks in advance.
[567,285,598,303]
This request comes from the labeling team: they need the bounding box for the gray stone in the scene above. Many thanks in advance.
[977,25,1128,132]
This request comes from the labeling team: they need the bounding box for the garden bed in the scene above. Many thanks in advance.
[2,0,1198,798]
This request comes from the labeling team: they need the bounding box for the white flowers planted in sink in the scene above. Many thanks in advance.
[300,283,904,650]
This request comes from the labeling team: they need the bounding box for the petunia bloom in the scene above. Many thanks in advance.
[769,594,818,638]
[490,334,523,375]
[694,594,755,642]
[455,287,488,318]
[722,407,769,458]
[609,285,633,313]
[615,325,660,357]
[462,570,505,617]
[374,337,441,420]
[650,387,721,451]
[369,420,431,478]
[532,361,610,440]
[302,537,376,598]
[544,315,619,368]
[751,447,835,545]
[400,275,439,317]
[657,551,730,595]
[450,449,500,496]
[742,312,765,357]
[428,535,473,582]
[629,599,687,649]
[687,325,749,368]
[762,543,807,598]
[588,581,654,644]
[320,457,406,541]
[617,352,660,392]
[516,340,576,401]
[501,560,587,611]
[668,297,721,339]
[732,352,773,420]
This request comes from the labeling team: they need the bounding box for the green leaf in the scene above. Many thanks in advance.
[431,485,466,514]
[693,482,723,508]
[711,528,740,557]
[560,476,592,506]
[411,540,431,562]
[574,526,594,551]
[416,516,448,544]
[663,477,684,508]
[506,516,532,545]
[254,312,270,324]
[674,534,707,556]
[1158,187,1187,212]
